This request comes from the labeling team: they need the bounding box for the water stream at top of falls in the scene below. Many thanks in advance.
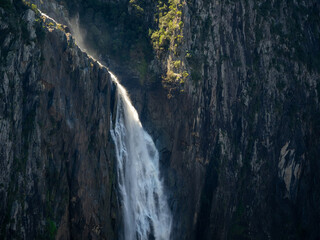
[110,72,172,240]
[39,10,172,240]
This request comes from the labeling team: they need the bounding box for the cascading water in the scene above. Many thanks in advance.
[110,73,172,240]
[39,10,172,239]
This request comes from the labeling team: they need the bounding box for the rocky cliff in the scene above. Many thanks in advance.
[125,1,320,239]
[0,1,118,239]
[1,0,320,239]
[177,1,320,239]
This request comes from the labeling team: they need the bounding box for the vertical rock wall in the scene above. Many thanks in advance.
[1,0,319,239]
[0,3,119,239]
[123,1,320,239]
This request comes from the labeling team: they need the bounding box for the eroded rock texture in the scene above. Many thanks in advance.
[0,2,118,239]
[125,1,320,239]
[147,1,320,239]
[1,0,320,239]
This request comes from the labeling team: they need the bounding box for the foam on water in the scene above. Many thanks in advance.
[110,73,172,240]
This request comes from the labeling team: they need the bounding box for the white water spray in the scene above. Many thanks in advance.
[38,9,58,24]
[110,73,172,240]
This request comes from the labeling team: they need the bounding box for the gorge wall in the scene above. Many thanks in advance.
[175,1,320,239]
[1,0,320,239]
[0,2,118,239]
[120,1,320,239]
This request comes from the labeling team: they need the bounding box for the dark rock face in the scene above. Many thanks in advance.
[158,1,319,240]
[1,0,320,240]
[0,3,118,239]
[28,0,157,85]
[125,1,320,240]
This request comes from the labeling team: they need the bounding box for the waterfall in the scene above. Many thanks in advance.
[38,10,172,239]
[110,73,172,240]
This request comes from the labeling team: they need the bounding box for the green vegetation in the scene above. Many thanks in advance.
[150,0,191,95]
[20,1,47,44]
[151,0,184,54]
[129,0,144,15]
[21,0,39,14]
[45,219,57,240]
[173,60,181,69]
[30,3,38,13]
